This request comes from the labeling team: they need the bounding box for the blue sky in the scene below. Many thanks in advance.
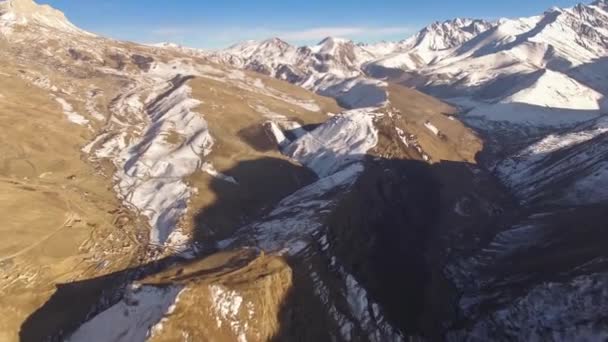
[38,0,583,49]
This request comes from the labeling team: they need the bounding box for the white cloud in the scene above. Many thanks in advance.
[274,26,414,40]
[148,25,415,47]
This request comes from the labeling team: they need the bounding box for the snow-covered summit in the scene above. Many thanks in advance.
[311,37,352,54]
[225,37,295,59]
[211,0,608,129]
[209,35,377,93]
[365,18,495,70]
[402,18,496,52]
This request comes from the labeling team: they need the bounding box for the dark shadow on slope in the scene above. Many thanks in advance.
[457,102,605,166]
[468,10,561,58]
[261,148,517,340]
[18,156,317,341]
[363,63,409,81]
[270,255,336,342]
[568,56,608,98]
[283,123,322,140]
[473,70,545,101]
[192,157,318,245]
[325,158,442,335]
[316,158,514,339]
[447,202,608,336]
[237,123,277,152]
[318,79,388,109]
[482,204,608,287]
[18,255,186,342]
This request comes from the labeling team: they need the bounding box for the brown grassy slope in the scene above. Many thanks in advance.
[387,83,482,163]
[0,66,142,342]
[145,249,293,342]
[185,72,341,243]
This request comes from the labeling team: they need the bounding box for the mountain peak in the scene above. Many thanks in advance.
[317,36,350,45]
[261,37,292,48]
[405,17,494,51]
[0,0,83,33]
[311,37,353,55]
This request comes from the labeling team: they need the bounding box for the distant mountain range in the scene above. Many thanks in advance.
[202,0,608,129]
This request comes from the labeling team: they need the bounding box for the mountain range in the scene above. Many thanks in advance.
[1,0,608,341]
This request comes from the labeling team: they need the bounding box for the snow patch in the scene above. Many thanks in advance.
[115,81,213,245]
[202,162,238,185]
[424,121,440,136]
[210,284,250,342]
[54,96,89,126]
[496,116,608,204]
[284,108,378,177]
[265,120,290,148]
[68,286,183,342]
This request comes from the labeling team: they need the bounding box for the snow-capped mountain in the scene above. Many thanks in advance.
[368,18,496,71]
[212,0,608,146]
[212,18,496,84]
[211,18,496,90]
[209,36,389,108]
[211,36,376,86]
[404,18,496,51]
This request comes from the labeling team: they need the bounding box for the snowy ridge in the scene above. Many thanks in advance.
[369,18,495,70]
[404,18,495,52]
[148,42,206,57]
[84,59,326,248]
[284,108,379,177]
[115,76,213,245]
[390,1,608,132]
[225,105,380,254]
[208,0,608,134]
[445,206,608,340]
[495,115,608,205]
[86,65,214,247]
[209,37,383,108]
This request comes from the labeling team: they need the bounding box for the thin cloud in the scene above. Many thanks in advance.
[276,26,414,40]
[148,25,415,47]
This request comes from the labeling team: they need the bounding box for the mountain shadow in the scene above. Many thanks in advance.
[270,154,516,340]
[18,255,184,342]
[20,151,491,341]
[21,144,608,341]
[192,157,318,245]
